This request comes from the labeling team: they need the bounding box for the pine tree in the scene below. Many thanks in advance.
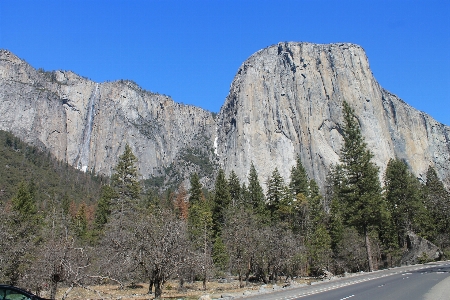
[307,179,326,231]
[228,170,241,207]
[189,173,203,205]
[384,159,424,247]
[61,193,70,216]
[94,185,115,229]
[307,224,332,275]
[339,101,386,272]
[290,155,309,197]
[213,169,231,234]
[266,168,285,221]
[11,181,36,221]
[248,163,267,219]
[423,166,450,246]
[111,144,141,219]
[212,236,229,271]
[74,203,88,238]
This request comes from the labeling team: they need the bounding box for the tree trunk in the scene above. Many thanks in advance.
[50,279,58,300]
[364,227,374,272]
[238,271,243,288]
[148,278,154,294]
[179,277,184,289]
[154,279,162,299]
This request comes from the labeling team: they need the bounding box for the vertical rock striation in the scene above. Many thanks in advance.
[0,49,217,186]
[216,42,450,189]
[0,44,449,190]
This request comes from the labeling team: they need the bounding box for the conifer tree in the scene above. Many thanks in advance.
[248,163,267,219]
[74,203,88,238]
[307,179,326,231]
[111,144,141,219]
[326,164,345,250]
[266,168,285,221]
[290,155,309,197]
[240,182,251,208]
[94,185,115,229]
[213,169,231,234]
[307,224,332,275]
[339,101,386,272]
[228,170,241,207]
[384,159,424,247]
[11,181,36,221]
[189,173,203,205]
[423,166,450,246]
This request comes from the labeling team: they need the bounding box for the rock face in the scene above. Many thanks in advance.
[401,231,442,265]
[1,43,449,190]
[0,50,217,187]
[216,42,450,189]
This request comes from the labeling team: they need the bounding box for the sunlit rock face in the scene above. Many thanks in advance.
[1,44,449,190]
[0,49,217,187]
[215,42,450,189]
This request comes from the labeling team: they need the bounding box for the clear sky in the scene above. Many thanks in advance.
[1,0,449,125]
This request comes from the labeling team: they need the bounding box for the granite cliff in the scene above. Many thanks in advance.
[0,49,217,188]
[1,43,449,190]
[216,42,450,189]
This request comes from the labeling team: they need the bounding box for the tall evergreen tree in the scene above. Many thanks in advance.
[325,165,343,250]
[290,155,309,197]
[248,163,266,219]
[339,101,387,272]
[266,168,285,220]
[11,181,36,220]
[423,166,450,247]
[213,169,231,234]
[94,185,115,229]
[228,170,241,207]
[111,144,141,219]
[384,159,424,247]
[189,173,203,205]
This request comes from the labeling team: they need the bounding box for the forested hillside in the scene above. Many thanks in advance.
[0,130,104,205]
[1,101,449,300]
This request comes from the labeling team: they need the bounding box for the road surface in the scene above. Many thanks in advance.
[238,261,450,300]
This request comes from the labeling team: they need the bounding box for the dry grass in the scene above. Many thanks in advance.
[50,277,311,299]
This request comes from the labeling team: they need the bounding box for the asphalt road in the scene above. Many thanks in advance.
[239,261,450,300]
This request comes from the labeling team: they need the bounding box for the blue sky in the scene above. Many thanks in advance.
[1,0,449,125]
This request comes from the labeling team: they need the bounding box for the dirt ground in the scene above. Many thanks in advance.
[51,277,312,299]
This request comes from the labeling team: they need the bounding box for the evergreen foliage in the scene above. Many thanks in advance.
[212,169,231,234]
[0,130,103,207]
[11,181,36,220]
[94,185,115,229]
[423,166,450,248]
[338,101,387,271]
[111,145,141,204]
[247,162,267,219]
[290,155,309,197]
[384,159,426,247]
[228,170,241,207]
[266,168,285,221]
[189,173,203,205]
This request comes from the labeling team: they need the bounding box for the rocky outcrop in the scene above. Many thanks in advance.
[0,50,217,187]
[1,43,449,190]
[401,232,442,265]
[216,42,450,189]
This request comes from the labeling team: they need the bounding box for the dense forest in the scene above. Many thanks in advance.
[1,102,449,299]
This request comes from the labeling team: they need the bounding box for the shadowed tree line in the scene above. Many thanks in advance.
[1,103,449,299]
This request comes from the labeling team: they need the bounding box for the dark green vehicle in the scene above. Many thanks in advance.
[0,285,49,300]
